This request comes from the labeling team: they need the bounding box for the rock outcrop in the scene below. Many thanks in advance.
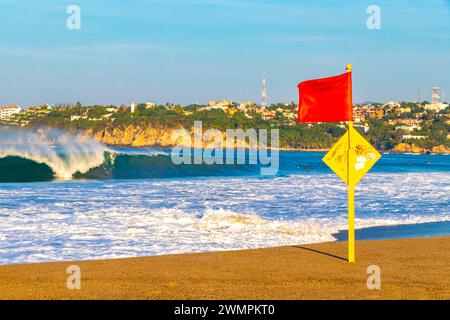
[87,125,253,149]
[85,125,450,154]
[88,126,180,148]
[392,143,450,154]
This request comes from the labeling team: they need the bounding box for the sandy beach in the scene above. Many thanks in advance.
[0,236,449,300]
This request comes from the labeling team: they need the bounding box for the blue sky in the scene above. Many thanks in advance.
[0,0,449,106]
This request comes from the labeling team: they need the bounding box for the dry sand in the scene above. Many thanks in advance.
[0,237,449,300]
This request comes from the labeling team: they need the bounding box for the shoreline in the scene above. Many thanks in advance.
[1,236,449,299]
[106,144,449,155]
[333,220,450,242]
[3,220,450,267]
[2,124,448,154]
[105,144,330,152]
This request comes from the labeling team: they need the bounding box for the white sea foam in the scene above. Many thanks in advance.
[0,127,107,178]
[0,171,449,265]
[0,206,336,264]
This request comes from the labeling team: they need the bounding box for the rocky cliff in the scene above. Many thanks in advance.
[87,125,253,149]
[86,125,450,153]
[392,143,450,154]
[88,126,181,148]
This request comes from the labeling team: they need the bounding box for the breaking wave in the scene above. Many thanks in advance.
[0,127,107,181]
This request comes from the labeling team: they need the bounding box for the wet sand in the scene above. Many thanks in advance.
[0,236,449,299]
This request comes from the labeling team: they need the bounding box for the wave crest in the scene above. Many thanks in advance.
[0,127,108,179]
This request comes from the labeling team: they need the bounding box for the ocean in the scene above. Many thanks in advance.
[0,144,449,265]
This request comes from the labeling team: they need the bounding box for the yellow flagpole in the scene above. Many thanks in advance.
[346,64,355,263]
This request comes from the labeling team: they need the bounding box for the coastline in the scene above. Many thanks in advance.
[1,236,449,300]
[106,144,450,155]
[2,124,448,154]
[101,141,330,152]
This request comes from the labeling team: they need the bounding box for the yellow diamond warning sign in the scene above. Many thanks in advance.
[322,126,381,186]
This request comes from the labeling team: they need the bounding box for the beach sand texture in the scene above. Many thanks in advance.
[0,237,449,300]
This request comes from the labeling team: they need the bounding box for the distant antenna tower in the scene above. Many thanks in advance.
[432,87,440,104]
[262,75,267,108]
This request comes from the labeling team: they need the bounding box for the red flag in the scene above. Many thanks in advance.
[298,72,353,122]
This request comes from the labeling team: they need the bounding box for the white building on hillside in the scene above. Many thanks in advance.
[424,103,448,112]
[401,134,426,140]
[145,102,156,109]
[0,105,21,119]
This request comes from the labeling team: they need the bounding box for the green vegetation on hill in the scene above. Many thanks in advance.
[3,101,450,151]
